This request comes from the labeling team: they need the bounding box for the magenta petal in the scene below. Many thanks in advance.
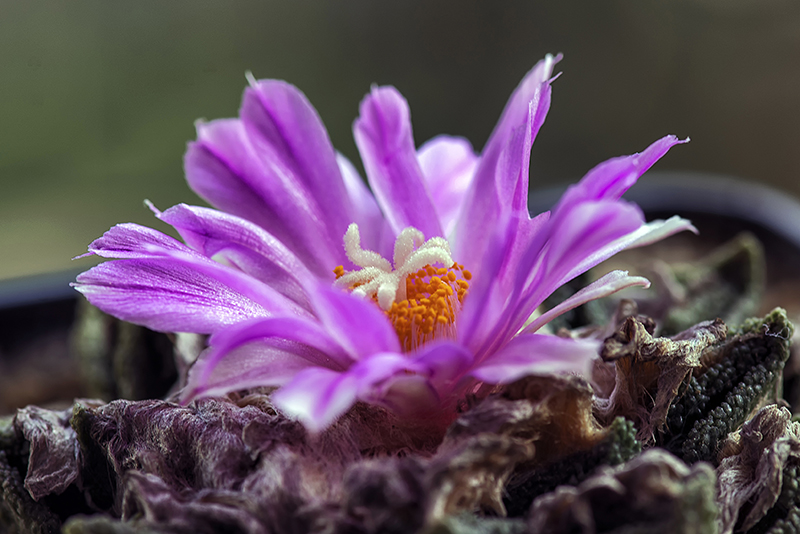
[353,86,443,239]
[484,54,561,159]
[544,201,644,282]
[557,135,689,208]
[519,200,645,311]
[185,119,343,275]
[344,352,431,417]
[240,79,355,245]
[454,55,558,266]
[336,152,389,255]
[275,348,438,431]
[272,352,417,431]
[86,222,186,259]
[74,259,272,334]
[309,286,401,359]
[183,342,320,401]
[75,223,306,332]
[184,315,353,399]
[555,215,698,289]
[523,270,651,334]
[619,215,698,249]
[417,136,479,235]
[469,334,599,384]
[456,214,519,356]
[271,367,359,433]
[157,203,319,308]
[411,342,474,395]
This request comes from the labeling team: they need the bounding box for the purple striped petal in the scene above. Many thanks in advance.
[264,367,359,433]
[239,78,355,245]
[85,222,186,259]
[185,119,343,276]
[469,334,599,384]
[554,215,698,289]
[203,316,352,375]
[543,201,645,286]
[272,352,416,432]
[417,136,479,236]
[453,55,558,266]
[462,201,644,358]
[74,259,272,334]
[74,223,306,333]
[456,214,519,357]
[523,270,651,334]
[484,54,561,160]
[183,342,323,401]
[156,203,319,308]
[555,135,689,210]
[619,215,698,250]
[411,341,474,396]
[353,86,443,239]
[516,200,645,313]
[336,152,390,255]
[309,286,402,359]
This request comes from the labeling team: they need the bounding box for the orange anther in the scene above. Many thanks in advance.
[350,259,474,352]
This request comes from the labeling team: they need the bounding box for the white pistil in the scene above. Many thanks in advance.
[335,223,454,311]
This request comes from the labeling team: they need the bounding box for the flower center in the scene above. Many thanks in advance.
[333,224,471,351]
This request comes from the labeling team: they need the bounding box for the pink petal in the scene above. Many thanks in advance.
[157,203,319,308]
[353,86,443,239]
[183,342,321,400]
[417,135,479,235]
[240,78,355,246]
[74,259,272,334]
[181,314,357,402]
[469,334,599,384]
[454,55,559,267]
[335,152,390,255]
[185,119,343,276]
[309,286,402,359]
[522,270,651,334]
[74,223,306,333]
[556,135,689,209]
[268,367,359,433]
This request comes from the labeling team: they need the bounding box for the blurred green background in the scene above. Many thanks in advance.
[1,0,799,281]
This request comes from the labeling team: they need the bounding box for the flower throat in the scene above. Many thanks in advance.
[333,224,471,351]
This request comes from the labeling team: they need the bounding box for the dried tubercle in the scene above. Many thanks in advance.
[659,308,793,464]
[526,448,718,534]
[597,314,727,443]
[716,404,800,534]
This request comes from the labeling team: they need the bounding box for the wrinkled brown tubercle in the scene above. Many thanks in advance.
[716,405,800,534]
[658,308,793,464]
[526,449,718,534]
[596,313,728,443]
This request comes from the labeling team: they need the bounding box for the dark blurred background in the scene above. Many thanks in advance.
[1,0,799,280]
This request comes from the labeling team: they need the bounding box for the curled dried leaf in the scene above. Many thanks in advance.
[527,449,718,534]
[596,315,727,443]
[716,405,800,534]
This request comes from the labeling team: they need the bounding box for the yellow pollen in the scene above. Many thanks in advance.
[332,224,472,352]
[336,260,472,351]
[383,262,471,351]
